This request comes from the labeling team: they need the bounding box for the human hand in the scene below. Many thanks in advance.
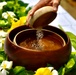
[26,0,60,26]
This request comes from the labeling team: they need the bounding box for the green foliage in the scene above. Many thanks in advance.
[13,66,34,75]
[58,25,76,50]
[0,0,31,29]
[58,25,76,75]
[66,32,76,50]
[0,50,7,63]
[0,20,11,28]
[58,58,75,75]
[0,1,76,75]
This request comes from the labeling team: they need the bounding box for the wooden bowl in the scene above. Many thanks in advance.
[13,29,66,51]
[4,25,71,70]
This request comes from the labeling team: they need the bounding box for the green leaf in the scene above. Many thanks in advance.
[3,1,14,12]
[66,32,76,39]
[59,25,76,50]
[13,66,25,75]
[71,39,76,50]
[58,58,75,75]
[62,68,65,75]
[0,20,11,29]
[18,0,28,7]
[24,70,34,75]
[65,58,75,69]
[0,56,4,62]
[58,25,64,31]
[0,20,6,26]
[13,66,34,75]
[66,32,76,50]
[0,51,7,63]
[64,58,75,74]
[70,52,76,69]
[58,67,65,75]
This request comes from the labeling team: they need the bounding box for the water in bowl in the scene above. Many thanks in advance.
[19,29,64,51]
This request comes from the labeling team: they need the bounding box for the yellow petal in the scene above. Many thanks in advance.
[8,20,20,32]
[34,67,52,75]
[8,16,26,32]
[20,16,26,25]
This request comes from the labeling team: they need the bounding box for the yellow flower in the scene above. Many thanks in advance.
[20,16,26,25]
[8,16,26,32]
[34,67,58,75]
[34,67,52,75]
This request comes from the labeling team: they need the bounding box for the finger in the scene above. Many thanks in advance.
[47,1,53,6]
[29,0,51,16]
[53,0,60,11]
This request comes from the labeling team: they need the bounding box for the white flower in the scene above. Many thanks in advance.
[0,30,7,49]
[0,30,7,37]
[2,11,16,19]
[0,38,6,49]
[0,68,8,75]
[1,61,13,69]
[0,38,5,43]
[34,67,58,75]
[52,69,58,75]
[0,1,7,9]
[48,67,58,75]
[0,61,13,75]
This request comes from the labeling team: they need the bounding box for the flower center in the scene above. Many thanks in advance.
[2,64,7,69]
